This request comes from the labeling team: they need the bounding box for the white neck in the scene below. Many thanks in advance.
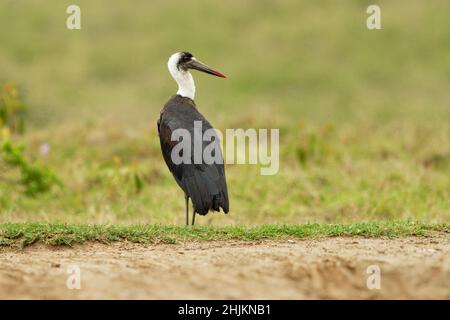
[168,53,196,100]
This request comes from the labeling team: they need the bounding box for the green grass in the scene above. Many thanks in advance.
[0,221,448,248]
[0,1,449,226]
[1,120,448,225]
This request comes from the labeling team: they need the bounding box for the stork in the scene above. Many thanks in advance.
[157,52,229,225]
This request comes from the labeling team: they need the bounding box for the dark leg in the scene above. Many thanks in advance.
[191,211,196,226]
[185,196,189,226]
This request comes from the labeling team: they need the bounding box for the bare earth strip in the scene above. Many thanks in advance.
[0,237,449,299]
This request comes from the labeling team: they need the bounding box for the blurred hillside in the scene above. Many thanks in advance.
[0,0,449,125]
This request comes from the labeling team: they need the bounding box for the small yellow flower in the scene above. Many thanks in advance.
[113,155,122,166]
[10,88,18,98]
[1,127,11,140]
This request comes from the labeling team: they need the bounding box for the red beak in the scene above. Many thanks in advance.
[188,59,226,78]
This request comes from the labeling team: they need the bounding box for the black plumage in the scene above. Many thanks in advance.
[158,95,229,221]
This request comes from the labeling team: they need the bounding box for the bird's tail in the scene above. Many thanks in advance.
[183,170,229,215]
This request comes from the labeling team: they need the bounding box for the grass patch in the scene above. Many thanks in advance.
[0,2,449,225]
[0,221,448,248]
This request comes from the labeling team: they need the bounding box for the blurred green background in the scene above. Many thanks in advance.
[0,0,449,225]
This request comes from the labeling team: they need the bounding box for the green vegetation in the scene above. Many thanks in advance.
[1,137,62,196]
[0,83,27,133]
[0,1,449,227]
[0,83,61,196]
[0,221,448,248]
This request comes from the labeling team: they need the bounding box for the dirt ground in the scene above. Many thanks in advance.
[0,236,449,299]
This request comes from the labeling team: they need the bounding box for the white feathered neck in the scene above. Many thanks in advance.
[167,53,196,100]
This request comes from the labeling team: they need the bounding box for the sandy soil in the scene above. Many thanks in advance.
[0,237,449,299]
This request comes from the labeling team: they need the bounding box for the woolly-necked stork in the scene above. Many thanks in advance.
[157,52,229,225]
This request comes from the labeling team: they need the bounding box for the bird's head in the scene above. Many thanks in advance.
[168,52,226,79]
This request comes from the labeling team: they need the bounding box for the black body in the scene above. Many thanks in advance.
[158,95,229,215]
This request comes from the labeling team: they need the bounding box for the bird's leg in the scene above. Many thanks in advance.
[185,195,189,226]
[191,211,196,226]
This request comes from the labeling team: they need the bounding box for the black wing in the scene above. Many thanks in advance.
[158,96,229,215]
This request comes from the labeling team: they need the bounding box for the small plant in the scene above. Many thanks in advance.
[97,157,146,195]
[295,123,336,166]
[0,133,62,196]
[0,83,27,134]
